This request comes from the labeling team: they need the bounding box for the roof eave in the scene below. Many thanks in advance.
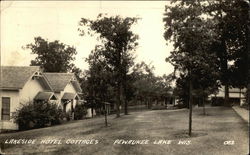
[0,87,20,91]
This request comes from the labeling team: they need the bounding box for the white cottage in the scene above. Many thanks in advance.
[43,73,82,119]
[0,66,56,131]
[210,86,246,106]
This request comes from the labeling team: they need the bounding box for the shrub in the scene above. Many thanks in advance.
[74,103,87,120]
[12,101,64,130]
[151,105,167,110]
[176,103,187,109]
[211,97,224,106]
[241,101,249,110]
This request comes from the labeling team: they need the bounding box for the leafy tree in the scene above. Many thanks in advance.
[163,1,220,101]
[223,1,249,104]
[131,62,153,107]
[164,0,249,107]
[131,62,171,108]
[72,66,84,81]
[163,0,222,136]
[204,0,249,105]
[164,0,249,136]
[79,14,139,117]
[85,47,114,104]
[25,37,77,72]
[247,1,250,105]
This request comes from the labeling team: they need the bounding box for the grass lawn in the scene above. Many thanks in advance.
[0,106,248,155]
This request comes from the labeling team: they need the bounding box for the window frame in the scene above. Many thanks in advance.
[1,97,11,121]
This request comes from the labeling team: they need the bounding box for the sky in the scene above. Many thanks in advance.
[1,1,174,76]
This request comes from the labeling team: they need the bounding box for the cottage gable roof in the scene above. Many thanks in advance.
[34,91,57,100]
[61,92,80,100]
[0,66,41,90]
[43,73,82,93]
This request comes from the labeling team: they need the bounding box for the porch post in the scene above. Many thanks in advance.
[71,99,74,120]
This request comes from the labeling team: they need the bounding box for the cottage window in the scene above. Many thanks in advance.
[2,97,10,120]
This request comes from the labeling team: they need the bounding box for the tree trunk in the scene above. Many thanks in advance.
[148,98,152,109]
[91,107,94,118]
[247,7,250,106]
[146,98,149,109]
[224,85,230,106]
[116,83,121,118]
[221,37,230,107]
[105,104,108,127]
[239,88,241,106]
[124,72,128,115]
[124,99,128,115]
[188,71,193,136]
[248,85,250,105]
[203,95,206,115]
[219,38,230,107]
[165,97,167,109]
[218,6,230,107]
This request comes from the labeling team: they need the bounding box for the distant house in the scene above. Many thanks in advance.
[43,73,82,119]
[210,86,246,106]
[0,66,56,131]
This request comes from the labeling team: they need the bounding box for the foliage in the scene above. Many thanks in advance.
[74,103,87,120]
[79,14,139,116]
[13,101,64,130]
[164,0,249,107]
[211,97,224,106]
[163,1,220,105]
[84,48,115,103]
[223,1,249,89]
[131,62,172,107]
[174,74,189,108]
[72,66,84,81]
[205,0,249,105]
[131,62,156,101]
[25,36,77,72]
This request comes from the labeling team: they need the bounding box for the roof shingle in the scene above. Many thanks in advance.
[34,91,57,100]
[43,73,81,92]
[0,66,40,89]
[61,92,79,100]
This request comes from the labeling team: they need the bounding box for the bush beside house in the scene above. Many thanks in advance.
[74,103,87,120]
[13,101,64,130]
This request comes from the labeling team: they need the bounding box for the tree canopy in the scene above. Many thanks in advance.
[163,1,220,106]
[79,14,139,116]
[163,0,249,106]
[25,37,77,73]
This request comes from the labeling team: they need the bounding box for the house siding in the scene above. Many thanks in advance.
[210,86,246,105]
[64,83,78,112]
[51,92,61,108]
[0,76,50,131]
[0,90,20,130]
[54,82,78,113]
[64,83,76,93]
[61,82,77,112]
[19,77,45,104]
[214,86,246,98]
